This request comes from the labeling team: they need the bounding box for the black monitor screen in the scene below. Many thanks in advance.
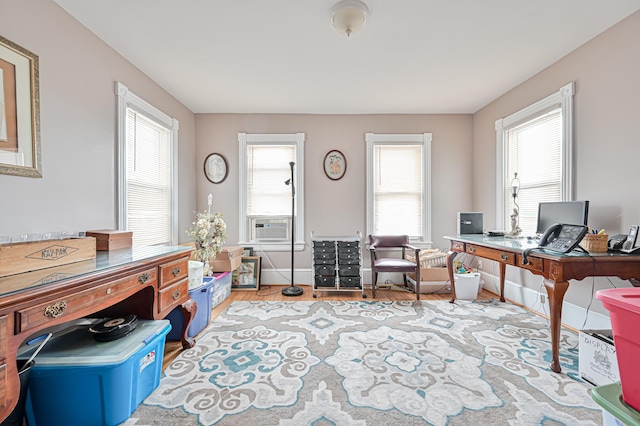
[536,201,589,234]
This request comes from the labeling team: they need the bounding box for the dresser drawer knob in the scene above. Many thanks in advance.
[468,246,476,253]
[44,301,67,318]
[138,273,150,284]
[106,288,112,295]
[500,253,509,261]
[172,267,181,276]
[172,289,181,300]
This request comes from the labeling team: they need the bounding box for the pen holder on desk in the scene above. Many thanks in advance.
[581,233,609,253]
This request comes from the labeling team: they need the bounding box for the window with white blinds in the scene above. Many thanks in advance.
[365,133,432,244]
[496,82,574,236]
[116,82,178,247]
[247,144,296,216]
[504,108,562,235]
[238,133,305,251]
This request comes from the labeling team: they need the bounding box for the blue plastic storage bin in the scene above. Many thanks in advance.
[166,276,215,340]
[22,319,170,426]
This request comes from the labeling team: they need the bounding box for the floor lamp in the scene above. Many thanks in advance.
[282,161,303,296]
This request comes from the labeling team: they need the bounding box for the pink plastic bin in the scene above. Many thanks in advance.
[595,288,640,412]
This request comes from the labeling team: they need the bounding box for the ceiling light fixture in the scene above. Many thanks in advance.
[330,0,369,38]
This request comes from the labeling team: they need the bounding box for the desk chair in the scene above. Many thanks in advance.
[368,235,421,300]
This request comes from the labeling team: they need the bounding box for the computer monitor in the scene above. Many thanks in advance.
[536,201,590,234]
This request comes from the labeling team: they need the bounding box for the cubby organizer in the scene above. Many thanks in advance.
[310,231,365,298]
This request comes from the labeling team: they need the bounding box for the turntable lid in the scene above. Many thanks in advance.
[18,320,170,366]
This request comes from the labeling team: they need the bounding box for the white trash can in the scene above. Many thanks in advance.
[454,273,481,300]
[188,260,204,290]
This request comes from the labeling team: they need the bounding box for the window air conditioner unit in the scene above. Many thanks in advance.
[251,217,290,241]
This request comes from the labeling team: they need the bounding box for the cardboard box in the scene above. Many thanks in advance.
[86,229,133,251]
[0,237,96,278]
[407,267,452,293]
[579,330,620,386]
[210,246,243,272]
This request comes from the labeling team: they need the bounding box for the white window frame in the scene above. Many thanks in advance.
[365,132,432,246]
[116,81,179,245]
[238,132,305,251]
[495,82,574,231]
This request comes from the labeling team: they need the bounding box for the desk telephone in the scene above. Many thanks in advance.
[522,223,588,264]
[609,225,640,253]
[538,223,589,253]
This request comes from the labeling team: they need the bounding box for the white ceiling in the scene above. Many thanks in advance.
[53,0,640,114]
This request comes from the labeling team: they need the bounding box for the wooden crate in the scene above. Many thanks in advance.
[0,237,96,278]
[86,229,133,251]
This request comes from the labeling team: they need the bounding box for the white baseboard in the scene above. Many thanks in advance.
[259,268,611,331]
[479,271,611,331]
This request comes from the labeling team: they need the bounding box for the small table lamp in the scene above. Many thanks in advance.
[508,173,522,237]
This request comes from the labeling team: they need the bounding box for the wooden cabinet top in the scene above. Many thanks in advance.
[0,245,192,300]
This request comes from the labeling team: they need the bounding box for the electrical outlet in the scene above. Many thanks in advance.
[477,260,483,269]
[540,294,546,304]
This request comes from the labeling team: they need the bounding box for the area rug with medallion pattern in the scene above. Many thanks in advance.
[125,300,601,425]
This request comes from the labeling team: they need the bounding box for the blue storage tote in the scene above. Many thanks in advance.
[22,319,171,426]
[166,276,215,339]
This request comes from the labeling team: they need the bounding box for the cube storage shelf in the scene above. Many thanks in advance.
[311,232,365,298]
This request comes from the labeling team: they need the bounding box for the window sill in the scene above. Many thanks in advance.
[237,241,305,252]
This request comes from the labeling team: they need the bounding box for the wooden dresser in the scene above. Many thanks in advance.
[0,245,195,422]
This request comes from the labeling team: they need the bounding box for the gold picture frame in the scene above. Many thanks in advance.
[0,35,41,178]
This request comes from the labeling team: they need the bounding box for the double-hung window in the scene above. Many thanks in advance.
[238,133,305,251]
[116,82,178,246]
[495,82,574,235]
[365,133,432,245]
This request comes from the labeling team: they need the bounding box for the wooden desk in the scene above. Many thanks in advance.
[445,235,640,374]
[0,245,196,422]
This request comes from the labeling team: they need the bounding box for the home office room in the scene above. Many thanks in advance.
[1,1,640,425]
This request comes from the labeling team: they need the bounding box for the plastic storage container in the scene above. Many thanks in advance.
[166,276,215,339]
[591,382,640,426]
[22,319,171,426]
[211,271,232,309]
[595,288,640,412]
[0,360,33,426]
[454,273,481,300]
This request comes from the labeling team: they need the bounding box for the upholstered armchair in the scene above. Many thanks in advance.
[368,235,421,300]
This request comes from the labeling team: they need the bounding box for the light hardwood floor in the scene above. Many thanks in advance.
[163,284,498,369]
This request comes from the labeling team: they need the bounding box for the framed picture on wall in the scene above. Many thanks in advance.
[204,153,228,184]
[0,35,41,178]
[232,256,261,290]
[323,149,346,180]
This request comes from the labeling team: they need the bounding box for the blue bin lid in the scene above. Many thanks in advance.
[18,320,171,367]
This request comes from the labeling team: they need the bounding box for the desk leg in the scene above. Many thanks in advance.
[447,251,458,303]
[177,299,197,349]
[499,262,506,302]
[543,278,569,373]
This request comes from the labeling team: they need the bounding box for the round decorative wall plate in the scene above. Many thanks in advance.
[204,153,228,184]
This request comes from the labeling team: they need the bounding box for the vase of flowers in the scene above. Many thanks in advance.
[186,207,227,276]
